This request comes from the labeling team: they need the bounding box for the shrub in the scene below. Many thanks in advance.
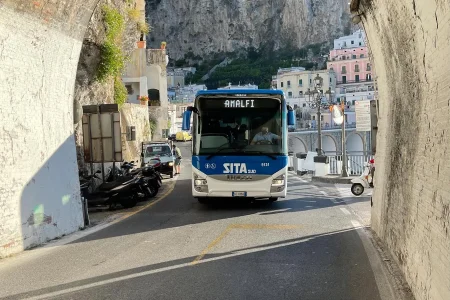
[137,21,150,34]
[127,8,140,22]
[97,5,126,81]
[114,77,128,106]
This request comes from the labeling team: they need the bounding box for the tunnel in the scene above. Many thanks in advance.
[0,1,100,257]
[0,0,449,298]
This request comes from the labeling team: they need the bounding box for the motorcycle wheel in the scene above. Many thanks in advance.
[351,183,365,196]
[120,196,138,208]
[145,186,158,198]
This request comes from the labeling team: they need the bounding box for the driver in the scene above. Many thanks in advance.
[250,126,280,145]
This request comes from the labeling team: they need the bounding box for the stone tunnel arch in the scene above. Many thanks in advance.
[352,0,450,299]
[0,1,105,257]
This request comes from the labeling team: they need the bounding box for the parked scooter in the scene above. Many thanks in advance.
[121,161,163,199]
[79,170,140,209]
[350,161,374,196]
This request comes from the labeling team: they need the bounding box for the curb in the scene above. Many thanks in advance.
[312,176,353,184]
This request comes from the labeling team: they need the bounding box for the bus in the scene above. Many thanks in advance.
[182,89,295,203]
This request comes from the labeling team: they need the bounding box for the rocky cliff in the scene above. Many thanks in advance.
[146,0,351,59]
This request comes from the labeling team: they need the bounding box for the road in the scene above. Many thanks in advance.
[0,143,396,300]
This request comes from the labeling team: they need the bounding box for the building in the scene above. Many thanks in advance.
[168,84,207,103]
[273,67,337,99]
[218,83,258,90]
[333,29,366,49]
[328,47,373,85]
[327,30,375,108]
[167,68,185,88]
[122,47,170,141]
[273,67,338,130]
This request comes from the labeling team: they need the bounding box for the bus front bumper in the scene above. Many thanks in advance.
[192,170,287,199]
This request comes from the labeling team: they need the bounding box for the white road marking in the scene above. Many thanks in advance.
[340,208,351,215]
[320,191,328,196]
[21,228,358,300]
[351,220,362,228]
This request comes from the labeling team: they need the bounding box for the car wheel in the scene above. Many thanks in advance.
[351,183,364,196]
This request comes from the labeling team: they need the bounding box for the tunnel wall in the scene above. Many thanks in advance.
[358,0,450,299]
[0,1,98,257]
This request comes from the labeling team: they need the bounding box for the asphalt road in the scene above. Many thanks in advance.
[0,142,396,300]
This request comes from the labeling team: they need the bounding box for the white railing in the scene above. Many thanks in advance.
[328,154,374,176]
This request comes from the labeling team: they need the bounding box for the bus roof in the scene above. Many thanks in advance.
[195,89,284,97]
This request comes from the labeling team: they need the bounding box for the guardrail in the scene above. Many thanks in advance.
[288,152,373,176]
[328,154,373,175]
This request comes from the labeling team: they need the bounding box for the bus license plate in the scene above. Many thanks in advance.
[232,192,247,197]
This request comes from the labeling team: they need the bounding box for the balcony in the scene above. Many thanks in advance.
[341,70,347,74]
[337,79,373,85]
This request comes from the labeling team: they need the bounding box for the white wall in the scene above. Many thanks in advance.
[0,8,84,257]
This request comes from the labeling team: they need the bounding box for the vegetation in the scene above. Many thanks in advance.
[97,5,126,83]
[182,43,329,89]
[137,21,150,34]
[149,118,157,139]
[127,8,140,22]
[114,77,128,107]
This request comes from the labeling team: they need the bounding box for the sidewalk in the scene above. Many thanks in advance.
[312,175,355,184]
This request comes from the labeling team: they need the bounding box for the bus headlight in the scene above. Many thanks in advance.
[271,174,285,186]
[194,179,208,186]
[194,174,208,193]
[271,174,285,193]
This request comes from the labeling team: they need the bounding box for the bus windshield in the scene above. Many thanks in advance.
[193,97,284,156]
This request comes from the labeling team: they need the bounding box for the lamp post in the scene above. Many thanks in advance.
[305,74,334,156]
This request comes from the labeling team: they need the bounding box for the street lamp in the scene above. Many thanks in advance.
[305,74,335,156]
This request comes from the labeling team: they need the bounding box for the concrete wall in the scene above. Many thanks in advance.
[120,103,151,163]
[0,1,98,257]
[146,50,169,140]
[354,0,450,299]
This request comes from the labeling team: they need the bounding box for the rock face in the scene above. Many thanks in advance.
[146,0,351,59]
[359,1,450,300]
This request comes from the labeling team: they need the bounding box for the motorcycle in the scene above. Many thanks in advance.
[80,169,141,209]
[121,161,163,199]
[350,161,374,196]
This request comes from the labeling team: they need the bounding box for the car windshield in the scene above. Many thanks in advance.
[145,145,172,157]
[193,97,284,156]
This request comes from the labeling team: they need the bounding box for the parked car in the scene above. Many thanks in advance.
[176,131,192,142]
[141,142,175,178]
[168,134,176,141]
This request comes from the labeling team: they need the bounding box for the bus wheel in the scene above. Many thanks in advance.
[269,197,278,202]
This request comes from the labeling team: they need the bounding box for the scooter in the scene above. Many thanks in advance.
[121,161,163,199]
[350,162,374,196]
[80,170,141,209]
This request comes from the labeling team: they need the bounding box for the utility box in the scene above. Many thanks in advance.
[126,126,136,141]
[82,104,122,163]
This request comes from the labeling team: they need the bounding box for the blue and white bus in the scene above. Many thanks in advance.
[182,89,295,203]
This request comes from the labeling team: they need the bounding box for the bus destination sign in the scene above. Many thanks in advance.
[224,99,255,108]
[199,98,279,109]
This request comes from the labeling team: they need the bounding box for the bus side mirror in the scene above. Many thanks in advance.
[182,110,192,131]
[287,105,295,126]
